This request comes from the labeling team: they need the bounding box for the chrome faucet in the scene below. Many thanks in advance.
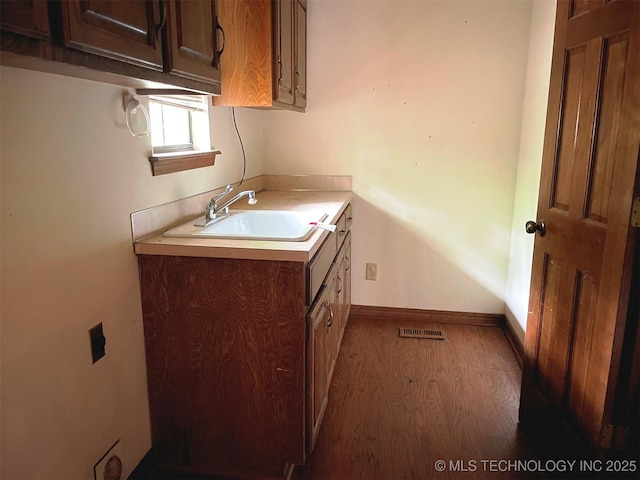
[204,185,257,224]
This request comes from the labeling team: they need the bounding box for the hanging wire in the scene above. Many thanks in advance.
[232,107,247,186]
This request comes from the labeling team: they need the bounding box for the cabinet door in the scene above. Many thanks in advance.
[165,0,221,85]
[293,0,306,109]
[1,0,50,40]
[326,268,339,382]
[343,234,351,331]
[59,0,163,70]
[337,234,351,340]
[273,0,294,105]
[308,285,330,450]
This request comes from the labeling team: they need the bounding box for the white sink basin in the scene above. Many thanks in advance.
[163,210,328,242]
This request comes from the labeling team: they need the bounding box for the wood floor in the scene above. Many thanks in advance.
[131,312,541,480]
[294,313,537,480]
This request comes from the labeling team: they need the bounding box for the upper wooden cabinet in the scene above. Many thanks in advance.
[1,0,222,94]
[213,0,307,111]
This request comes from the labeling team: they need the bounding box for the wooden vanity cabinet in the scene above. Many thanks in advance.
[213,0,307,111]
[137,203,352,478]
[138,256,308,478]
[1,0,222,94]
[306,205,352,449]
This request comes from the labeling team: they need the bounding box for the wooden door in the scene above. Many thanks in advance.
[273,0,294,105]
[59,0,162,70]
[294,0,307,109]
[165,0,222,85]
[520,0,640,454]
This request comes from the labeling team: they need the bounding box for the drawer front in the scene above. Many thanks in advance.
[336,203,352,248]
[307,233,337,304]
[344,203,353,230]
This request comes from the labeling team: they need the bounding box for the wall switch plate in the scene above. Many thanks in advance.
[89,323,106,363]
[365,262,378,281]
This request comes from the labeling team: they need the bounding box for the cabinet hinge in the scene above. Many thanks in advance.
[631,197,640,227]
[600,424,630,450]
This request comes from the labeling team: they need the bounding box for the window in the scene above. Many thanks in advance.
[149,95,211,153]
[147,94,220,176]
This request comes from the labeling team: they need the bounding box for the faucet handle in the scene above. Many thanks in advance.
[208,185,233,207]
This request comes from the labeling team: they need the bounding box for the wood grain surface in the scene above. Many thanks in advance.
[139,254,307,478]
[296,313,536,480]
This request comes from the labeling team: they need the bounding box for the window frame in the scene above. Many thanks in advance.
[144,93,219,176]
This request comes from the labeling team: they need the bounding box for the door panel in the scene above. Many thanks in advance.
[551,45,586,212]
[566,272,599,429]
[587,33,631,223]
[521,0,640,452]
[294,0,306,108]
[274,0,294,105]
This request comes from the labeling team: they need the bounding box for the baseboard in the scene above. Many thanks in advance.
[350,305,503,326]
[501,317,525,367]
[349,305,525,366]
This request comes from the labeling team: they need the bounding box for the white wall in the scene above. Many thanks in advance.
[0,66,264,479]
[505,0,556,340]
[262,0,533,313]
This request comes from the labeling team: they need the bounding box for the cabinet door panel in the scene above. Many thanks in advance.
[1,0,50,39]
[273,0,294,104]
[308,286,330,451]
[60,0,163,70]
[294,0,306,108]
[165,0,221,85]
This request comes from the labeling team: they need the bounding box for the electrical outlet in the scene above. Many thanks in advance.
[89,323,106,363]
[365,262,378,281]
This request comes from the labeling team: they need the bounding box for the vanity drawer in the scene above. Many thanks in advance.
[306,233,337,305]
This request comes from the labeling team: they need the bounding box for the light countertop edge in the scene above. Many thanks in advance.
[134,191,353,263]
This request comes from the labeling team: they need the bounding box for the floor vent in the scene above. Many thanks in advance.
[399,328,445,340]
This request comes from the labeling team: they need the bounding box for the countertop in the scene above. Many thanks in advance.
[134,190,353,262]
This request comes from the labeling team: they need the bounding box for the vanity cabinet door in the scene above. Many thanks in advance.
[307,268,336,451]
[337,233,351,343]
[59,0,163,70]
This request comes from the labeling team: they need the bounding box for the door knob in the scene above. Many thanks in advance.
[525,220,546,236]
